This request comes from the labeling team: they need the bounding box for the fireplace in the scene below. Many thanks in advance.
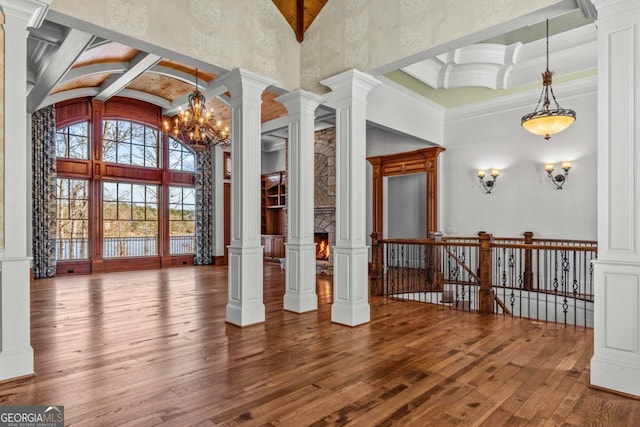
[314,127,336,274]
[314,232,330,261]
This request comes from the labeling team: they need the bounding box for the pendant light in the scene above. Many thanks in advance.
[521,20,576,140]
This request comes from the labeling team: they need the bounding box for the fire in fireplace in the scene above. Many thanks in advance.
[314,232,330,261]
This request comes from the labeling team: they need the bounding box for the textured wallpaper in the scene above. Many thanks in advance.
[0,11,4,248]
[50,0,301,90]
[300,0,564,92]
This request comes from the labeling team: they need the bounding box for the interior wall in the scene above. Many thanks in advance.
[366,79,445,144]
[386,173,427,238]
[441,88,597,240]
[261,149,285,174]
[48,0,301,90]
[0,11,4,248]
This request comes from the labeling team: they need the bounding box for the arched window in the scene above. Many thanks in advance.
[54,98,197,274]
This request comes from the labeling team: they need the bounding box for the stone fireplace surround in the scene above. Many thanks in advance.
[314,127,336,274]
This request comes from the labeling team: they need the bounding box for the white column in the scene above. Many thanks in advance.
[216,69,275,327]
[276,90,325,313]
[591,0,640,397]
[212,145,224,259]
[320,69,380,326]
[0,0,50,381]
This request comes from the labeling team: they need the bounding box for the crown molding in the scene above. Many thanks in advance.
[445,74,596,122]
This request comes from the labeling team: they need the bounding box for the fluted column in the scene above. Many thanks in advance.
[591,0,640,397]
[276,90,325,313]
[216,68,275,327]
[0,0,51,381]
[320,69,380,326]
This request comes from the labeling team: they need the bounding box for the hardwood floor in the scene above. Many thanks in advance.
[1,264,638,426]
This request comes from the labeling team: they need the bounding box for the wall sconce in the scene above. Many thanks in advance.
[545,162,571,189]
[478,169,499,193]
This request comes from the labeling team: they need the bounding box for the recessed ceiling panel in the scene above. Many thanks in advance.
[128,73,193,102]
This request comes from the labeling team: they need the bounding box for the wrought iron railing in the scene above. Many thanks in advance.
[373,236,480,312]
[492,242,595,327]
[370,231,596,327]
[54,235,195,260]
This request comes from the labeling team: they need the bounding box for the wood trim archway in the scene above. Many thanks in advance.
[367,146,445,240]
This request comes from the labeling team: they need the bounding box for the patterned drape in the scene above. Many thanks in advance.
[32,105,57,278]
[194,146,214,265]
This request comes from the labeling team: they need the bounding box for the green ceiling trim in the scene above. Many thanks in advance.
[384,68,597,109]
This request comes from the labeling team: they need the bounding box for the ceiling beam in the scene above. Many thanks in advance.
[164,85,228,116]
[296,0,304,42]
[27,28,94,113]
[94,52,162,102]
[60,62,129,84]
[42,87,100,107]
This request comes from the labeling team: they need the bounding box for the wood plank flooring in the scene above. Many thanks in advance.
[1,264,639,426]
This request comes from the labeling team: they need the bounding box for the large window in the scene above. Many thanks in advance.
[56,122,89,159]
[102,120,158,167]
[53,99,199,271]
[103,182,159,258]
[169,186,195,254]
[55,178,89,260]
[168,137,195,172]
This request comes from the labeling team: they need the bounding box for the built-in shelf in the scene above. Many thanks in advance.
[261,171,286,261]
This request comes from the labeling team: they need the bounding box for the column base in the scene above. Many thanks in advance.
[331,300,370,326]
[226,245,265,327]
[591,355,640,397]
[226,302,266,328]
[590,259,640,398]
[0,257,33,381]
[0,346,34,382]
[284,243,318,313]
[331,246,370,326]
[284,293,318,313]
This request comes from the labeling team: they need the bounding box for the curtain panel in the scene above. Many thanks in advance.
[32,105,57,278]
[194,146,214,265]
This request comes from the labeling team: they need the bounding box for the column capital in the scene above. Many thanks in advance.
[320,69,381,107]
[0,0,51,28]
[215,68,277,105]
[276,89,326,116]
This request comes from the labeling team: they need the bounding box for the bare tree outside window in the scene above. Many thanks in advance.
[103,181,159,258]
[102,120,158,167]
[168,137,195,172]
[55,178,89,260]
[169,186,196,254]
[56,122,89,159]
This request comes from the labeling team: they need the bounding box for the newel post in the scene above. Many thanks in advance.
[429,231,444,290]
[370,232,383,295]
[523,231,534,290]
[478,231,494,314]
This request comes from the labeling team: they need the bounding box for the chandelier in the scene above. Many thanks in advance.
[163,69,230,151]
[521,20,576,140]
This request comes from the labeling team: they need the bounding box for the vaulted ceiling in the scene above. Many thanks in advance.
[25,0,596,147]
[271,0,330,42]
